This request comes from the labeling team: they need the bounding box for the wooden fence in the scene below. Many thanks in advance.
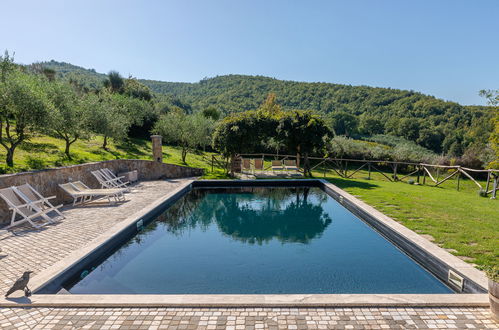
[212,153,499,199]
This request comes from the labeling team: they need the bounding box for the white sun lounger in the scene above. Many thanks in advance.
[59,182,126,206]
[101,168,130,190]
[91,169,129,191]
[16,183,65,219]
[271,160,284,172]
[283,159,299,172]
[0,187,56,229]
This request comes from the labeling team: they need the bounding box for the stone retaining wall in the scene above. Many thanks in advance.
[0,159,203,225]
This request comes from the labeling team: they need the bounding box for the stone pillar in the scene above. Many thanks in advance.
[151,135,163,163]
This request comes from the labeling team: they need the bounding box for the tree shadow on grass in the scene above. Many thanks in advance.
[19,141,58,153]
[116,140,149,157]
[324,176,380,190]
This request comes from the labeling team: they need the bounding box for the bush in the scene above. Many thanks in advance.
[328,135,438,164]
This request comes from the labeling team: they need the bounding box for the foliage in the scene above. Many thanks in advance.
[103,70,124,93]
[358,114,384,136]
[213,96,330,176]
[277,110,331,175]
[257,93,282,116]
[123,77,152,101]
[212,111,269,158]
[153,111,214,163]
[0,52,50,166]
[88,91,151,149]
[44,80,90,159]
[479,89,499,169]
[481,265,499,282]
[328,135,438,163]
[34,62,495,162]
[201,106,221,121]
[327,111,358,137]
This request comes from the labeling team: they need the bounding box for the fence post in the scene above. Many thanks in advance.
[422,167,426,185]
[485,171,491,194]
[456,169,461,191]
[492,175,498,199]
[416,166,420,183]
[368,163,371,180]
[393,163,398,181]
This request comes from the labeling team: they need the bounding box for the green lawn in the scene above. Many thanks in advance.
[0,136,497,270]
[0,134,228,179]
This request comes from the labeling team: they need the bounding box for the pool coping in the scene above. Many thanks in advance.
[0,179,490,308]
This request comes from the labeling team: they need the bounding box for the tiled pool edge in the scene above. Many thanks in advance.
[0,293,489,308]
[0,179,489,308]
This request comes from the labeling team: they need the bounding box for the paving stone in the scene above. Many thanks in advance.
[0,180,497,328]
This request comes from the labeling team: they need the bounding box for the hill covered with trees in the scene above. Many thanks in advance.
[37,60,496,165]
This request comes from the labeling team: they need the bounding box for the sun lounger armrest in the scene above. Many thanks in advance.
[106,177,124,183]
[9,202,31,209]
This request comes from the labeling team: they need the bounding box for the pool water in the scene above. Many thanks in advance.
[65,187,452,294]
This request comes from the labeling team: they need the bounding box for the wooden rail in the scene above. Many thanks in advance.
[211,154,499,199]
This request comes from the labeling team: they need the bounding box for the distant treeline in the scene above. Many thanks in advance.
[38,61,498,168]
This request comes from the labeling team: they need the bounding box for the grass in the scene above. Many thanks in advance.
[0,135,497,270]
[0,134,229,179]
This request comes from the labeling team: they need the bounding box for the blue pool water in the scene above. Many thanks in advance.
[65,187,452,294]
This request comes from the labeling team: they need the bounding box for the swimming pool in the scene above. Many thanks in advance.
[62,185,453,294]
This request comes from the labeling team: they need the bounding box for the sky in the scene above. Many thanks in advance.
[0,0,497,105]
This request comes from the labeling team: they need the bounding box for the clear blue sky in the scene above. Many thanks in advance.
[1,0,497,105]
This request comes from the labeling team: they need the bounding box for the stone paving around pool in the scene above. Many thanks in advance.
[0,179,497,329]
[0,307,496,329]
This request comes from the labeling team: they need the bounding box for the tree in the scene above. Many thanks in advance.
[257,93,282,116]
[397,118,421,141]
[479,89,499,168]
[154,111,214,163]
[212,111,270,172]
[277,110,331,176]
[417,128,444,153]
[88,91,149,149]
[358,114,384,136]
[45,81,90,159]
[0,52,49,166]
[123,77,152,101]
[202,106,221,121]
[103,70,124,93]
[327,111,358,137]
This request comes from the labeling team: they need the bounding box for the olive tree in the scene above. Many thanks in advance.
[45,81,90,159]
[0,52,50,166]
[153,111,214,163]
[88,91,150,149]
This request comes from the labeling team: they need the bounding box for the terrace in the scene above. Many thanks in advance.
[0,166,496,328]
